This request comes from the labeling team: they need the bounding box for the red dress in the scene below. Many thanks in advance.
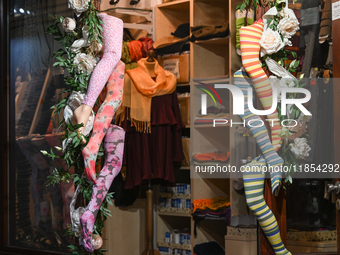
[119,91,184,189]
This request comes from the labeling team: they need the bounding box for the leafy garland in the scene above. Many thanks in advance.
[236,0,312,185]
[44,1,112,254]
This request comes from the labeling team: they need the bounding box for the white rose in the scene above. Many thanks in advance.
[71,207,85,237]
[288,122,307,142]
[280,78,295,88]
[95,43,103,52]
[260,28,285,56]
[284,37,292,46]
[62,17,76,33]
[68,0,90,17]
[289,138,311,160]
[279,126,290,140]
[278,15,299,39]
[73,53,96,75]
[63,91,95,143]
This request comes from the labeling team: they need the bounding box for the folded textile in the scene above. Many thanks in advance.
[192,197,230,213]
[199,106,228,115]
[193,152,230,163]
[193,161,229,166]
[194,117,229,125]
[116,58,176,133]
[191,23,229,42]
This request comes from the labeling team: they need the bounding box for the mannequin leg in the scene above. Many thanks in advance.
[80,125,125,252]
[82,61,125,184]
[239,21,284,195]
[243,159,291,255]
[239,20,282,151]
[234,69,283,195]
[74,14,123,137]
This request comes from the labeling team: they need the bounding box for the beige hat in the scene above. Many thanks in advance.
[153,35,190,49]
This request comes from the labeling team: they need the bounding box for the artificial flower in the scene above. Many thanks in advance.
[95,43,103,52]
[288,122,307,142]
[92,234,103,250]
[71,206,85,237]
[277,14,299,39]
[289,137,311,160]
[279,126,290,140]
[63,91,95,149]
[260,28,285,56]
[73,53,96,75]
[284,37,292,46]
[280,77,296,88]
[70,26,90,53]
[68,0,90,17]
[61,17,76,33]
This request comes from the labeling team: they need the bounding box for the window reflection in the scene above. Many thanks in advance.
[11,0,74,251]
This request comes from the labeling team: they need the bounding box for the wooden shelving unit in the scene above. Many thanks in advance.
[155,0,243,254]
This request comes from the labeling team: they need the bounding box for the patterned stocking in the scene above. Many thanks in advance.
[234,69,283,195]
[239,20,282,150]
[239,20,283,195]
[82,13,123,107]
[80,125,125,252]
[243,157,291,255]
[82,61,125,184]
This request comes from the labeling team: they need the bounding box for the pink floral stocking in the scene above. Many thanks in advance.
[82,60,125,184]
[80,124,125,252]
[82,13,123,107]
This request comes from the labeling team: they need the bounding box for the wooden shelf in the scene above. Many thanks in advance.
[157,0,190,10]
[158,211,192,217]
[194,36,230,46]
[158,241,192,250]
[177,82,190,87]
[193,123,230,128]
[159,192,191,199]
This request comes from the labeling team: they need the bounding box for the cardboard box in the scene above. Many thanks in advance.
[158,54,190,84]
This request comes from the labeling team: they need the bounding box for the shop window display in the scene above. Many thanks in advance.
[2,0,338,254]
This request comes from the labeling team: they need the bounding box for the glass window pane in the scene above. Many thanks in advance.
[10,0,73,251]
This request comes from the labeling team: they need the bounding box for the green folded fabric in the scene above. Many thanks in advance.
[236,17,254,50]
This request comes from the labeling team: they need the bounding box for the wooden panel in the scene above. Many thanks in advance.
[192,44,229,77]
[229,0,243,75]
[193,0,228,27]
[192,178,229,200]
[194,220,226,248]
[102,199,146,255]
[155,7,189,41]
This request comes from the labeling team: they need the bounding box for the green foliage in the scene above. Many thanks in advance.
[236,0,260,11]
[45,1,112,254]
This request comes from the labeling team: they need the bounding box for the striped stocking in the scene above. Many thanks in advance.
[243,157,291,255]
[239,20,283,195]
[239,20,282,150]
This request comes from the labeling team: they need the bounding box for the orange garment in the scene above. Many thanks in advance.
[116,58,176,133]
[193,152,230,162]
[192,197,230,213]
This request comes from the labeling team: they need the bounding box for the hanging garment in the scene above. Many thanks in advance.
[116,58,177,133]
[119,92,184,189]
[116,59,184,189]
